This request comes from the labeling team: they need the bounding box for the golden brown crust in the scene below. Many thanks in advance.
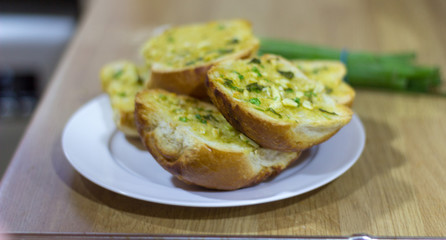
[134,89,301,190]
[148,46,258,99]
[143,130,297,190]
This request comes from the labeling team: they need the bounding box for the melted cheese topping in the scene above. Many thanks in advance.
[150,92,259,148]
[142,19,258,70]
[209,55,339,122]
[100,61,149,111]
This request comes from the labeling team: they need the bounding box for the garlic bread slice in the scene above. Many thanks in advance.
[206,54,353,151]
[100,61,150,136]
[293,60,355,107]
[142,19,259,99]
[134,89,301,190]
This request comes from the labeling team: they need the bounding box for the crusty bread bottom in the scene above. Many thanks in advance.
[141,121,301,190]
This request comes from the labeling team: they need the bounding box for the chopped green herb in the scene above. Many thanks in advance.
[277,70,294,79]
[249,98,261,106]
[196,107,204,111]
[228,38,240,44]
[137,76,144,85]
[267,108,282,118]
[294,97,301,106]
[167,36,174,43]
[304,90,316,102]
[218,48,234,54]
[325,87,333,94]
[254,107,265,111]
[203,114,219,122]
[113,69,124,79]
[246,82,265,93]
[252,66,262,77]
[224,79,244,92]
[312,66,327,74]
[185,60,195,66]
[118,92,126,97]
[195,114,207,124]
[233,71,245,80]
[285,88,294,93]
[179,117,188,122]
[217,24,225,30]
[319,108,338,115]
[159,94,167,100]
[185,98,198,104]
[249,58,261,64]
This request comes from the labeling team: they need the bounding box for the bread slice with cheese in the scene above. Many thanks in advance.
[141,19,259,99]
[134,89,301,190]
[100,60,150,137]
[293,60,355,107]
[206,54,353,151]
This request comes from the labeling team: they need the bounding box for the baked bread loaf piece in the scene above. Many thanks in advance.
[134,89,301,190]
[206,54,353,151]
[292,60,355,107]
[100,61,150,137]
[142,19,259,99]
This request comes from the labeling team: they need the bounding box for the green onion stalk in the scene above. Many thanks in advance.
[259,38,442,93]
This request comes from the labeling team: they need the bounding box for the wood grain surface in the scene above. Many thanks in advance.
[1,0,445,237]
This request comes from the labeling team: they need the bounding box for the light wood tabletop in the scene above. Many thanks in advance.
[1,0,446,238]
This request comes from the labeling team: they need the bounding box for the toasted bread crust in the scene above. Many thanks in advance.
[142,130,298,190]
[148,45,258,99]
[134,89,301,190]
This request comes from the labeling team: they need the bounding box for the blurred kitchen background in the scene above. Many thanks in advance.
[0,0,87,176]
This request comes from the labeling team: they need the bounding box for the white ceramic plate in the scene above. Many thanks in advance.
[62,95,365,207]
